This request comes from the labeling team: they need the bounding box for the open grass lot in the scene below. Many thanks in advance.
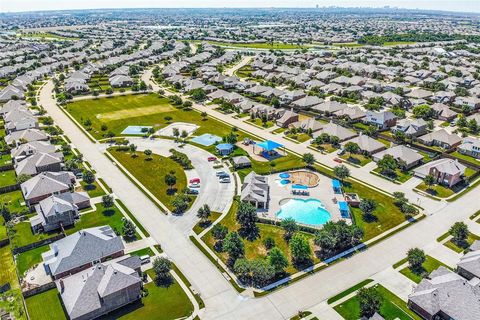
[235,65,254,78]
[200,40,309,50]
[399,255,450,283]
[101,269,193,320]
[444,232,480,253]
[0,153,12,166]
[19,32,78,41]
[79,180,107,198]
[16,244,49,277]
[340,153,372,166]
[332,42,365,48]
[108,148,188,212]
[246,118,274,129]
[0,169,17,187]
[333,284,420,320]
[66,94,240,140]
[202,199,319,275]
[65,203,140,240]
[25,288,66,320]
[342,181,409,241]
[286,133,311,143]
[0,190,27,213]
[372,167,412,183]
[0,245,19,288]
[415,182,455,198]
[10,222,61,249]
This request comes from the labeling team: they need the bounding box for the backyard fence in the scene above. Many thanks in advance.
[22,282,56,298]
[13,233,64,255]
[0,183,20,195]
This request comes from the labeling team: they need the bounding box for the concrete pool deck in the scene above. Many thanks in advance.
[260,171,345,227]
[156,122,199,137]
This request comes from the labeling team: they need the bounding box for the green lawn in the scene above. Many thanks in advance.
[65,203,140,241]
[0,245,19,289]
[340,153,372,166]
[202,199,319,274]
[334,284,420,320]
[444,232,480,253]
[311,143,338,153]
[79,180,107,198]
[10,222,61,249]
[0,153,12,166]
[450,151,479,166]
[25,288,66,320]
[102,269,193,320]
[327,279,374,304]
[108,149,188,212]
[193,211,222,234]
[415,182,455,198]
[16,244,49,276]
[236,151,303,181]
[372,167,412,183]
[0,190,28,213]
[399,255,450,283]
[272,127,287,134]
[0,169,17,187]
[286,133,311,143]
[65,94,239,140]
[246,118,274,129]
[129,247,155,257]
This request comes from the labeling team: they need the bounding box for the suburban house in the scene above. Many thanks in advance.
[30,192,91,233]
[458,137,480,159]
[42,226,125,280]
[408,266,480,320]
[109,74,134,88]
[11,141,57,161]
[3,108,38,133]
[365,110,397,130]
[21,171,75,207]
[457,241,480,280]
[431,103,457,121]
[58,256,142,320]
[316,122,357,142]
[276,110,299,128]
[0,85,25,102]
[4,128,49,146]
[232,156,252,169]
[0,100,27,115]
[413,158,466,187]
[292,118,324,134]
[14,151,64,176]
[417,129,462,149]
[392,118,428,138]
[372,145,424,170]
[241,171,269,209]
[344,134,386,155]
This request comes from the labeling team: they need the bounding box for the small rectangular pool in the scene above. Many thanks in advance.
[191,133,222,146]
[121,126,152,135]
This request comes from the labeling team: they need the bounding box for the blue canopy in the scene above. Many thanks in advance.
[216,143,234,151]
[338,201,349,211]
[256,140,283,151]
[332,179,341,189]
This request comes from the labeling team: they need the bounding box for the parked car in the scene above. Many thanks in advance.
[219,177,231,183]
[216,171,228,177]
[140,255,151,264]
[189,178,200,184]
[334,158,343,163]
[187,188,199,195]
[336,149,345,156]
[207,156,217,162]
[189,183,200,188]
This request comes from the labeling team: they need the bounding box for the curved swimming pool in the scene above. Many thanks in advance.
[276,198,331,226]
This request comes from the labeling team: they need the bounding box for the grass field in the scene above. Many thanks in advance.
[129,247,155,257]
[193,211,222,234]
[65,94,239,140]
[102,269,193,320]
[25,288,66,320]
[0,169,17,187]
[450,151,480,166]
[108,149,188,212]
[415,182,455,198]
[399,255,450,283]
[79,180,107,198]
[340,154,372,166]
[333,284,420,320]
[10,222,61,249]
[0,245,19,289]
[16,244,50,276]
[444,232,480,253]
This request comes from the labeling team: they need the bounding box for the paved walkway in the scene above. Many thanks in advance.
[41,79,480,320]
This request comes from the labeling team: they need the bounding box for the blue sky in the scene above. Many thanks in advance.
[1,1,479,13]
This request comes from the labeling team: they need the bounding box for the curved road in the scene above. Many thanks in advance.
[40,79,480,319]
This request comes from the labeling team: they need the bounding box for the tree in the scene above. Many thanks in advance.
[377,154,397,177]
[289,233,311,265]
[344,142,360,156]
[144,149,153,160]
[164,174,177,192]
[302,153,315,167]
[333,165,350,181]
[197,204,211,222]
[359,198,377,218]
[152,257,172,286]
[449,222,469,246]
[393,192,407,206]
[250,259,275,287]
[233,258,251,283]
[82,170,95,185]
[102,195,114,208]
[171,194,189,214]
[223,232,244,264]
[16,174,31,184]
[129,144,137,157]
[407,248,426,272]
[263,237,275,250]
[164,116,173,123]
[190,88,206,101]
[357,287,383,318]
[0,205,11,223]
[314,220,363,255]
[201,111,208,120]
[268,247,288,273]
[412,104,433,119]
[236,201,259,240]
[424,174,435,190]
[212,224,228,240]
[281,218,298,240]
[172,128,180,141]
[180,130,188,140]
[122,218,136,240]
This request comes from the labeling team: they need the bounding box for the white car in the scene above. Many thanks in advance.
[219,177,231,183]
[189,183,201,188]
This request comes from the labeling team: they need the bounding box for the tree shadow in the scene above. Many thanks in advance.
[362,213,378,223]
[238,226,260,241]
[154,274,174,288]
[102,209,115,217]
[292,258,313,271]
[166,188,178,196]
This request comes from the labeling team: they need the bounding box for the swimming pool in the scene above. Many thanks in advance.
[276,198,331,226]
[279,172,290,179]
[121,126,153,135]
[191,133,222,146]
[280,179,290,185]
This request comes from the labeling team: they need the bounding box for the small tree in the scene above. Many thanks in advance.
[129,144,137,157]
[359,198,377,219]
[171,194,189,214]
[344,142,360,156]
[407,248,426,272]
[197,204,211,222]
[281,218,298,240]
[152,257,172,286]
[268,247,288,274]
[82,170,95,185]
[289,233,311,266]
[250,259,275,287]
[333,165,350,181]
[223,232,245,265]
[263,237,275,250]
[102,195,114,208]
[172,128,180,141]
[357,287,383,318]
[302,153,315,167]
[164,116,173,123]
[236,201,259,240]
[180,130,188,141]
[122,218,136,240]
[144,149,153,160]
[424,174,435,190]
[449,222,469,246]
[233,258,251,283]
[201,111,208,120]
[164,174,177,192]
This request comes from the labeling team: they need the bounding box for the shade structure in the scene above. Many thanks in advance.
[255,140,283,151]
[332,179,341,189]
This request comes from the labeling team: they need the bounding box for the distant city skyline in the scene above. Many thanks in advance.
[1,1,480,14]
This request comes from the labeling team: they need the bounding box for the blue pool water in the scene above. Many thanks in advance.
[121,126,152,135]
[191,133,222,146]
[280,179,290,185]
[279,172,290,179]
[292,184,308,190]
[276,198,331,226]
